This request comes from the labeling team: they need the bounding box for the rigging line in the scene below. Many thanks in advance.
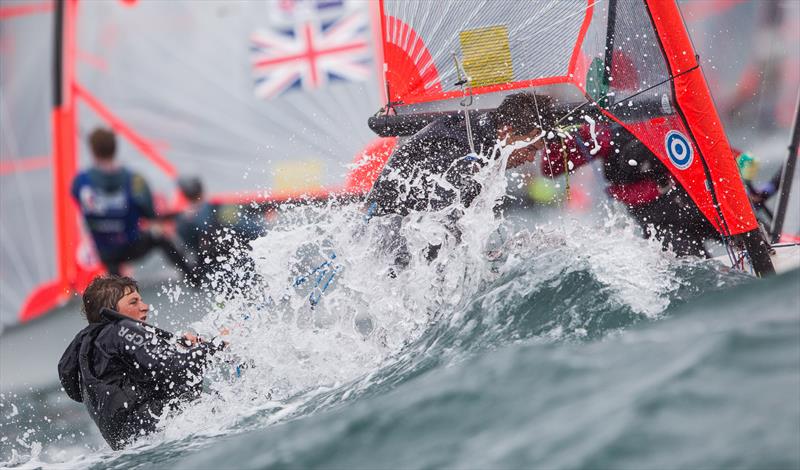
[608,64,700,111]
[532,93,563,205]
[724,233,739,269]
[452,52,476,155]
[531,91,545,130]
[558,134,571,203]
[552,101,594,130]
[547,65,702,207]
[553,64,701,129]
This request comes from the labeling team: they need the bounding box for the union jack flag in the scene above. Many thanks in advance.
[250,11,372,100]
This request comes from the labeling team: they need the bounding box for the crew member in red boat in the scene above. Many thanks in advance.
[365,92,558,266]
[540,121,720,257]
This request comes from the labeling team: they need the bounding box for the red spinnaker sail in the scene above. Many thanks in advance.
[646,1,756,234]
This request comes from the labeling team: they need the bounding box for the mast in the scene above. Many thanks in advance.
[601,0,618,108]
[770,91,800,243]
[53,0,63,106]
[643,0,774,276]
[51,0,78,293]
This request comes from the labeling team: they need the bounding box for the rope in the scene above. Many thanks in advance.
[452,53,476,155]
[558,133,571,203]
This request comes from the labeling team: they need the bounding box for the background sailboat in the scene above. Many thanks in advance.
[0,0,389,331]
[2,0,798,329]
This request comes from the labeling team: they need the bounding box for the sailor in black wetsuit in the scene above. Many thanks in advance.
[58,275,224,449]
[175,176,267,286]
[365,93,557,265]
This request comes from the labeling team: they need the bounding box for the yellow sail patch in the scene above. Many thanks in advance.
[273,160,323,192]
[459,25,513,87]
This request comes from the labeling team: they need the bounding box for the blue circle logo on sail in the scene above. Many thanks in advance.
[665,131,693,170]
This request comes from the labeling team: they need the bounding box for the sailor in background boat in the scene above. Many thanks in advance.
[540,122,721,257]
[72,128,192,278]
[175,175,267,288]
[58,275,226,450]
[735,149,784,227]
[365,93,558,266]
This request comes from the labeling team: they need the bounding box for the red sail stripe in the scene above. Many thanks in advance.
[0,156,50,175]
[0,1,52,20]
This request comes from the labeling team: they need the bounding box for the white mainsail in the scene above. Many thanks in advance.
[0,0,384,329]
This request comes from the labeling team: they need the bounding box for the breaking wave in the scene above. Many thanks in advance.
[3,145,785,469]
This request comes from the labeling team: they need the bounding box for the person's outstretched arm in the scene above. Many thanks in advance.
[541,122,612,177]
[130,172,158,219]
[109,319,224,391]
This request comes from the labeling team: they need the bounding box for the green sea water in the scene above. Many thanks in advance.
[2,161,798,469]
[2,258,798,469]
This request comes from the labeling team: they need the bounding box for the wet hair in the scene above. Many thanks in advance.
[178,176,204,202]
[82,275,139,323]
[88,127,117,161]
[493,93,558,136]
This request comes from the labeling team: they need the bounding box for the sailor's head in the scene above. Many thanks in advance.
[82,275,149,323]
[494,93,557,168]
[178,175,204,202]
[88,127,117,163]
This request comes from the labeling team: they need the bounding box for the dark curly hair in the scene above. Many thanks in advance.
[493,93,557,136]
[82,275,139,323]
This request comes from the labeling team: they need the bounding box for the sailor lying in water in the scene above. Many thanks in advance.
[58,275,226,450]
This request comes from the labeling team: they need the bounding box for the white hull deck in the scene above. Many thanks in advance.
[769,243,800,275]
[712,243,800,276]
